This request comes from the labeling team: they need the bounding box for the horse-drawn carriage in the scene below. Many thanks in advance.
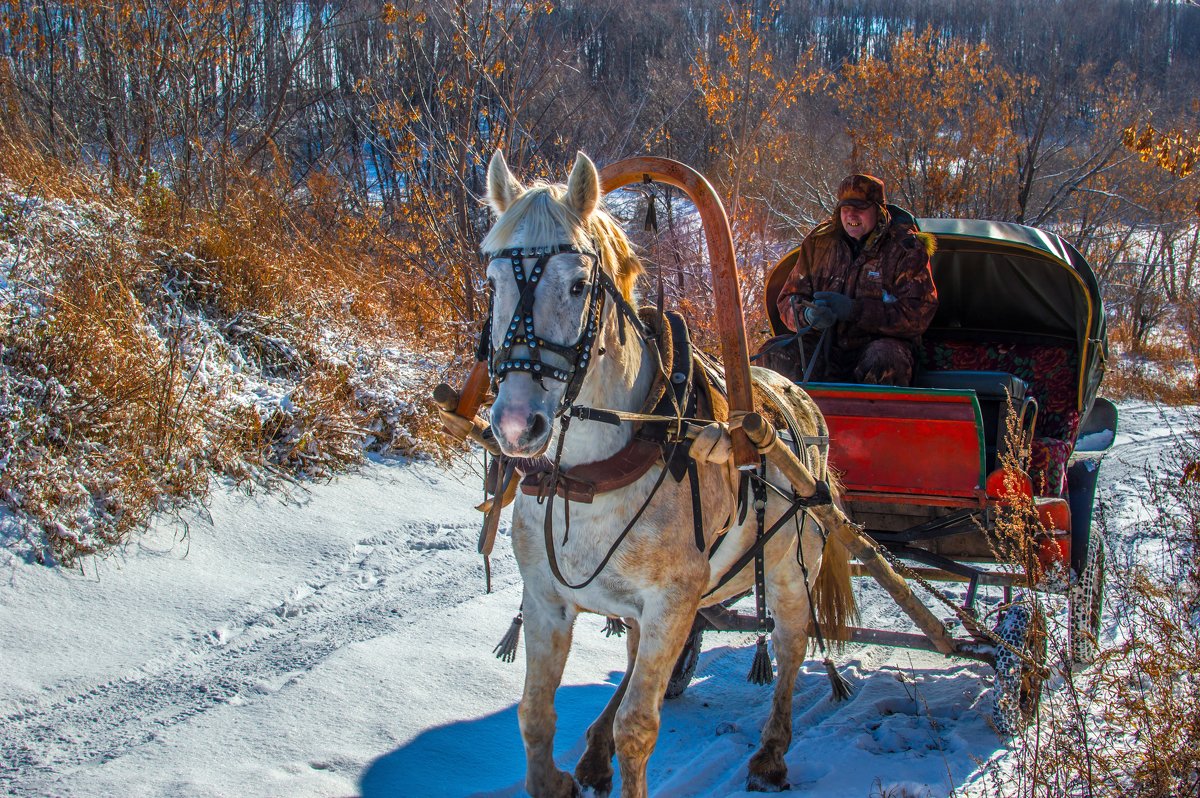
[434,155,1115,796]
[667,214,1116,734]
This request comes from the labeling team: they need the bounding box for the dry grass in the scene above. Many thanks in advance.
[1,173,205,560]
[1104,324,1200,406]
[972,411,1200,798]
[1,129,459,566]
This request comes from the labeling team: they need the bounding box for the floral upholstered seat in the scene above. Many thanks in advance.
[920,339,1080,496]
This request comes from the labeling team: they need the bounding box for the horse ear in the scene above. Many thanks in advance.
[487,151,523,214]
[566,152,599,220]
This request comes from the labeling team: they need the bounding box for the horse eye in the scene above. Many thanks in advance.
[570,279,588,297]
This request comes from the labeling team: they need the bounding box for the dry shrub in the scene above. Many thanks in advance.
[1102,326,1199,405]
[0,61,96,203]
[1182,300,1200,379]
[1,185,212,565]
[1104,361,1200,405]
[973,411,1200,798]
[248,361,361,479]
[1,129,458,565]
[978,396,1054,588]
[173,182,304,320]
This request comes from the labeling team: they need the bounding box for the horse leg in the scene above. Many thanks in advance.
[747,584,810,792]
[520,597,581,798]
[575,620,639,797]
[613,599,699,798]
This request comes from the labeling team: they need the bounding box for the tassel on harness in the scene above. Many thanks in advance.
[748,634,774,686]
[747,458,775,685]
[494,609,523,662]
[824,656,853,702]
[604,617,629,637]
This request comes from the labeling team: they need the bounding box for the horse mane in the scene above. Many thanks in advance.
[481,183,644,302]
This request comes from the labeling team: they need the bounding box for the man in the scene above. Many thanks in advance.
[775,173,937,386]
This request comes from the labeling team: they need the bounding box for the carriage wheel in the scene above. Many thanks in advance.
[664,616,705,699]
[990,597,1048,737]
[1068,535,1106,667]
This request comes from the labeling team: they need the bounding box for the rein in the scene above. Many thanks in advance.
[538,414,677,590]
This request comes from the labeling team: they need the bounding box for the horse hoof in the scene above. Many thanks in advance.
[746,773,790,792]
[576,776,611,798]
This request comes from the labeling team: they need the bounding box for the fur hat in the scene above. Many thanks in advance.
[836,174,887,211]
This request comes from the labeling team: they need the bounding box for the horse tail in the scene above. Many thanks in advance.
[812,479,858,648]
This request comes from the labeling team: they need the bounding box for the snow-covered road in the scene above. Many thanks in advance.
[1,401,1192,797]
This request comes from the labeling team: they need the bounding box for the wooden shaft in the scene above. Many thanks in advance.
[454,359,490,420]
[432,379,500,454]
[431,382,461,413]
[739,412,818,496]
[824,627,993,663]
[741,412,958,656]
[821,520,956,655]
[849,564,1029,589]
[598,157,757,470]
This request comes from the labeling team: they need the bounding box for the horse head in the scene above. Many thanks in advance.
[481,151,643,458]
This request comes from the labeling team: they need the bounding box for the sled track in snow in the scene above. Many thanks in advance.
[0,521,509,795]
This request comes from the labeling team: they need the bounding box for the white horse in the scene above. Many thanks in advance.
[481,150,855,797]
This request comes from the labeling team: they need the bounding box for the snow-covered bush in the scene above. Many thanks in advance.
[0,174,450,566]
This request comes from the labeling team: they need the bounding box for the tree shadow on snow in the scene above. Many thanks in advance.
[359,680,620,798]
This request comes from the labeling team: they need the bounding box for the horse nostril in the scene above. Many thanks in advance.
[526,413,549,443]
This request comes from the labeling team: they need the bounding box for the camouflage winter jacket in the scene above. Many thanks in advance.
[777,215,938,353]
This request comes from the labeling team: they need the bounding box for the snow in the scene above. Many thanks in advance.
[0,403,1193,798]
[1073,427,1116,453]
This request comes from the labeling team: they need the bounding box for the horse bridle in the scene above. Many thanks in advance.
[481,242,641,416]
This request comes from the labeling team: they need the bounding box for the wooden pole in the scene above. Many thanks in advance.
[826,627,994,663]
[450,360,490,421]
[598,157,758,470]
[740,412,958,656]
[432,377,500,454]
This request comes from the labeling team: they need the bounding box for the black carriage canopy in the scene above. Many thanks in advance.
[763,216,1108,415]
[915,218,1108,416]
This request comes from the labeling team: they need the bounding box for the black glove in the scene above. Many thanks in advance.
[813,291,857,321]
[803,304,836,330]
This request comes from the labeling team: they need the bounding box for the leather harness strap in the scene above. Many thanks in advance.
[539,454,674,590]
[516,308,695,504]
[520,438,661,503]
[686,457,707,552]
[702,378,835,599]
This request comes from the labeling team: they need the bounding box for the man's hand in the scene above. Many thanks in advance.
[803,304,836,330]
[813,290,857,321]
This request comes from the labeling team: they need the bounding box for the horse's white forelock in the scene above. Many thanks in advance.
[481,183,644,302]
[482,186,583,253]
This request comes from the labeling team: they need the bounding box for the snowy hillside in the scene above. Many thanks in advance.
[0,401,1191,798]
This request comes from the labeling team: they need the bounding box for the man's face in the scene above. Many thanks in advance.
[840,204,878,240]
